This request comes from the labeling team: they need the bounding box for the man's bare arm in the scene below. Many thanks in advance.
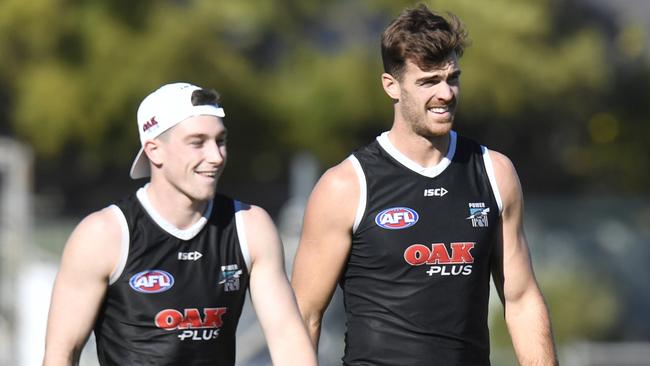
[43,208,121,366]
[244,204,318,365]
[490,150,558,366]
[291,159,358,348]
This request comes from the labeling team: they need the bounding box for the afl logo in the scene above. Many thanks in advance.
[375,207,419,230]
[129,270,174,293]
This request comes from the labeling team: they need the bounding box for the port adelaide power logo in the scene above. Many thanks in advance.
[467,202,490,228]
[375,207,419,230]
[218,264,243,292]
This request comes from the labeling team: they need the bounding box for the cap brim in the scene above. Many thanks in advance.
[129,147,150,179]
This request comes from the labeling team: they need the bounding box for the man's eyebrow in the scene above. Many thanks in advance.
[184,133,215,143]
[416,69,462,84]
[416,75,440,83]
[184,130,228,141]
[416,74,443,84]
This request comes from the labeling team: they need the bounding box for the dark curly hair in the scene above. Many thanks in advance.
[381,4,469,80]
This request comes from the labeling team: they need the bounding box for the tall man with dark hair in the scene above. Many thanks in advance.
[44,82,317,365]
[292,5,558,365]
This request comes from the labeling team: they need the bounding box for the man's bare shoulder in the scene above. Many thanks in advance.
[487,149,517,178]
[314,158,359,197]
[486,149,523,213]
[300,158,360,234]
[61,206,123,277]
[74,207,122,241]
[236,203,272,227]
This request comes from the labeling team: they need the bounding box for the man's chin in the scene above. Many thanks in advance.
[417,120,453,138]
[192,186,218,203]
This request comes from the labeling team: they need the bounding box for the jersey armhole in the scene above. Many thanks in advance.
[481,146,504,214]
[348,155,367,234]
[107,205,130,285]
[234,200,252,273]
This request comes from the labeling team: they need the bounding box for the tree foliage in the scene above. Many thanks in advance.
[0,0,647,206]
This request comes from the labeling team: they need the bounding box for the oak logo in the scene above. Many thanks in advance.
[404,242,475,277]
[142,116,159,132]
[404,242,475,266]
[155,307,227,341]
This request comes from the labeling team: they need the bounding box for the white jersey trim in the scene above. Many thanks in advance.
[136,184,212,240]
[234,200,252,272]
[348,155,367,234]
[481,146,504,214]
[376,130,457,178]
[108,205,130,285]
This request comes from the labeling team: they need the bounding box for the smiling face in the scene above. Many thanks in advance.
[392,53,461,138]
[153,114,227,202]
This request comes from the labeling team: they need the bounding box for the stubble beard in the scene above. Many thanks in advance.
[401,96,455,139]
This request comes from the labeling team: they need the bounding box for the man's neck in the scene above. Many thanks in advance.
[387,125,451,168]
[143,181,209,230]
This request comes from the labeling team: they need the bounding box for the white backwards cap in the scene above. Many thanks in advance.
[130,82,225,179]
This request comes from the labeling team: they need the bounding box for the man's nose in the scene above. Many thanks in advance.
[205,141,225,165]
[435,81,454,102]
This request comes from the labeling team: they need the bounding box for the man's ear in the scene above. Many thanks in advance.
[381,72,401,100]
[143,139,163,167]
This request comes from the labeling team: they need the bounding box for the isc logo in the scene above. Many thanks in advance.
[423,187,448,197]
[178,251,203,261]
[129,270,174,293]
[375,207,419,230]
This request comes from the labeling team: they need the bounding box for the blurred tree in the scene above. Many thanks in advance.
[489,269,620,362]
[0,0,647,213]
[0,0,295,211]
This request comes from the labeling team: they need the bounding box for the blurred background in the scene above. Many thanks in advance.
[0,0,648,365]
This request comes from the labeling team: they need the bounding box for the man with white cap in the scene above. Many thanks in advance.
[43,82,317,365]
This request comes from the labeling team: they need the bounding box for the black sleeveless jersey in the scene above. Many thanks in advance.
[93,188,250,366]
[342,131,501,366]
